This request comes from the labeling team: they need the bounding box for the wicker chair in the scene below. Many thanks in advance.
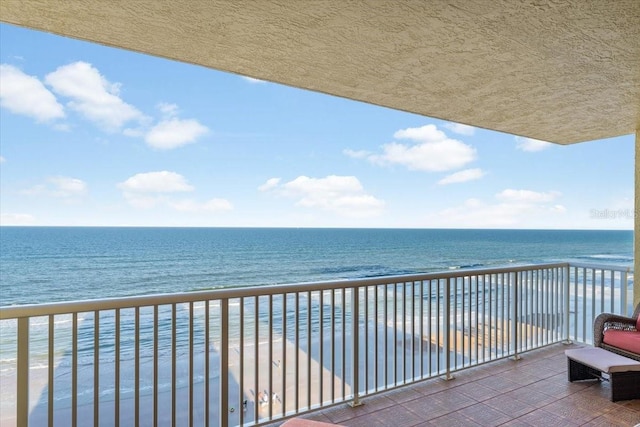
[593,302,640,361]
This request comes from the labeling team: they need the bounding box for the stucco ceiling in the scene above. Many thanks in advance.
[1,0,639,144]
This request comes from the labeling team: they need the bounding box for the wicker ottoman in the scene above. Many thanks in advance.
[565,347,640,401]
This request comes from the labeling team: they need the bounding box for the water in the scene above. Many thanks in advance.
[0,227,633,305]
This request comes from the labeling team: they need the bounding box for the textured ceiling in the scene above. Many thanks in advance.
[1,0,639,144]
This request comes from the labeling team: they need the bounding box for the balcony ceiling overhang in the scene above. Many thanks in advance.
[1,0,639,144]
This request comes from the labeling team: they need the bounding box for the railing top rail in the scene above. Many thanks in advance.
[567,262,632,272]
[0,262,573,319]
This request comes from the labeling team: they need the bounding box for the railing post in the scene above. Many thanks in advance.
[17,317,29,427]
[443,278,453,380]
[511,272,521,360]
[564,264,572,344]
[220,298,229,426]
[622,268,630,315]
[349,287,363,407]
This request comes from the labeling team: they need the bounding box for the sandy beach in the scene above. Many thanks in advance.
[1,312,468,426]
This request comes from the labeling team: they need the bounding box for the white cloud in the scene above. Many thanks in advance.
[45,61,142,131]
[496,189,561,203]
[516,136,553,152]
[371,140,476,172]
[357,125,476,172]
[118,171,231,213]
[3,63,210,150]
[425,188,565,228]
[393,124,445,142]
[444,123,475,136]
[168,198,233,213]
[118,171,194,193]
[264,175,385,218]
[22,176,88,198]
[0,156,5,163]
[48,176,88,197]
[343,149,370,159]
[438,168,485,185]
[145,118,208,150]
[1,213,36,225]
[0,64,65,122]
[430,199,525,227]
[258,177,281,192]
[20,185,45,196]
[242,76,266,84]
[157,102,179,117]
[283,175,363,195]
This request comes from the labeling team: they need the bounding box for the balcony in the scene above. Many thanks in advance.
[0,262,636,426]
[271,343,640,426]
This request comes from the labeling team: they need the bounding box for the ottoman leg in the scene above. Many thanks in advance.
[610,371,640,402]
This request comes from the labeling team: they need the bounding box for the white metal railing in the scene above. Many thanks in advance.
[0,262,633,426]
[567,263,633,343]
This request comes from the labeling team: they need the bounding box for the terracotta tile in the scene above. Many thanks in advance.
[518,408,581,427]
[579,382,615,400]
[270,413,340,426]
[475,376,522,393]
[353,405,423,427]
[412,377,459,396]
[508,387,556,408]
[456,382,498,402]
[565,390,615,414]
[429,388,477,411]
[582,414,635,427]
[384,386,424,404]
[499,371,539,386]
[528,377,590,398]
[498,419,534,427]
[457,402,511,426]
[616,398,640,412]
[520,363,561,380]
[543,398,602,424]
[477,359,514,375]
[322,396,395,423]
[426,411,481,426]
[546,354,569,365]
[306,413,337,423]
[444,372,482,387]
[483,394,537,418]
[545,372,575,384]
[402,397,449,421]
[321,404,365,424]
[599,407,640,425]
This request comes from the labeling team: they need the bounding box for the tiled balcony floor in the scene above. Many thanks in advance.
[268,343,640,426]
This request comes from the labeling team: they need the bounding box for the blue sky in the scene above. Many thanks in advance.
[0,24,634,229]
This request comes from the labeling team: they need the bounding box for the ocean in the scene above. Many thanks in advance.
[0,227,633,306]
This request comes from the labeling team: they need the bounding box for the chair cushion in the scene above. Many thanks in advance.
[603,329,640,354]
